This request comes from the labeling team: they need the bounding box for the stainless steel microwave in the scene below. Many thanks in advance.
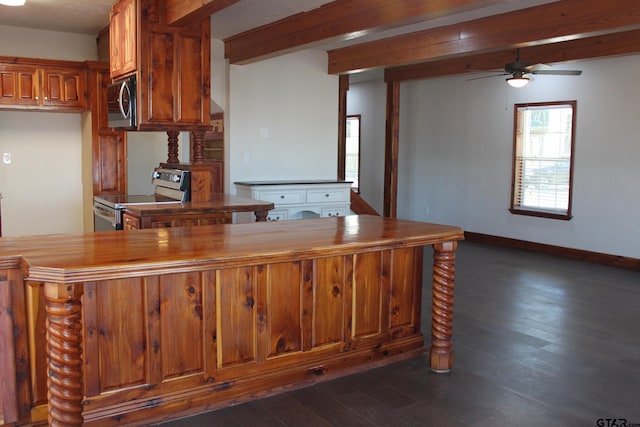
[107,75,137,130]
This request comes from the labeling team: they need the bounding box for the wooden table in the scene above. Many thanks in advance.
[0,215,463,426]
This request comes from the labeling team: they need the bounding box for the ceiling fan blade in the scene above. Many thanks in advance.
[466,73,509,81]
[522,63,550,72]
[529,69,582,76]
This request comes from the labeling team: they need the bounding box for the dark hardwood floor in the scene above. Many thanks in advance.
[155,241,640,426]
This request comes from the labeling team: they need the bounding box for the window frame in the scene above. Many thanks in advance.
[345,114,361,193]
[509,100,577,220]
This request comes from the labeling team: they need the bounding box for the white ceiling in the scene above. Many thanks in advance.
[0,0,558,48]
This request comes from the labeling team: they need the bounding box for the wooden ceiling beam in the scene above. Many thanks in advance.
[328,0,640,74]
[224,0,515,65]
[384,29,640,82]
[165,0,240,26]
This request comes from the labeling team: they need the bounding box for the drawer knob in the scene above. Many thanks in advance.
[325,193,330,197]
[280,195,285,199]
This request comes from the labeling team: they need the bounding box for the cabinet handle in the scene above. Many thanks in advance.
[325,193,330,197]
[280,195,285,199]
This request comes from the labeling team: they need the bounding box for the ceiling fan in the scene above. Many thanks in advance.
[469,48,583,88]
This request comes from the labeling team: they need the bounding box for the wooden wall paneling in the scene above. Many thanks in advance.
[145,275,162,385]
[352,251,383,338]
[311,256,345,349]
[203,270,218,379]
[262,262,303,358]
[389,248,422,336]
[83,282,100,397]
[95,278,147,392]
[25,283,46,406]
[216,267,256,367]
[159,272,205,379]
[0,269,20,423]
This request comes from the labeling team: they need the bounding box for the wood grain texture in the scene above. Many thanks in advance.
[0,216,463,425]
[224,0,505,64]
[327,0,640,73]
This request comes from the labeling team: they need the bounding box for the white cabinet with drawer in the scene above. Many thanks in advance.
[235,180,352,222]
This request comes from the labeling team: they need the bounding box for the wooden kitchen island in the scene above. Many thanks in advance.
[0,215,463,426]
[121,194,275,229]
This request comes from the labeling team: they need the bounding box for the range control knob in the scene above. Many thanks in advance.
[170,174,181,183]
[152,171,161,179]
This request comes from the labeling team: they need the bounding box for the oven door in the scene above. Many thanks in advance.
[93,203,123,231]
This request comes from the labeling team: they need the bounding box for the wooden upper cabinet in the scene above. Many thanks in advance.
[109,0,211,131]
[0,61,86,111]
[41,68,85,109]
[109,0,137,79]
[0,65,38,106]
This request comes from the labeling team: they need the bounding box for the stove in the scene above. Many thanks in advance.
[93,167,190,231]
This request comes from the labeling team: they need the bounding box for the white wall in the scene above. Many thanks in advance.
[227,49,338,187]
[369,54,640,258]
[0,24,98,61]
[346,79,386,214]
[0,112,84,236]
[126,131,190,195]
[0,26,97,236]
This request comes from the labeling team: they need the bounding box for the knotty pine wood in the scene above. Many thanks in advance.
[383,81,399,218]
[385,29,640,82]
[327,0,640,74]
[0,216,463,426]
[156,241,640,426]
[224,0,500,65]
[164,0,240,26]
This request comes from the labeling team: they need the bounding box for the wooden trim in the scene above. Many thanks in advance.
[383,81,399,218]
[328,0,640,74]
[464,232,640,270]
[164,0,240,26]
[223,0,502,64]
[337,74,349,180]
[350,190,379,216]
[385,29,640,82]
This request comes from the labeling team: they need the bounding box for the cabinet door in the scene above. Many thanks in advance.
[41,68,85,109]
[110,0,137,79]
[0,65,38,106]
[122,213,140,230]
[93,132,127,195]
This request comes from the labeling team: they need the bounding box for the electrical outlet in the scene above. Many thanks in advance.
[259,128,269,138]
[2,152,11,164]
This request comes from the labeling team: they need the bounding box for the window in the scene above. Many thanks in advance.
[510,101,576,220]
[345,115,361,192]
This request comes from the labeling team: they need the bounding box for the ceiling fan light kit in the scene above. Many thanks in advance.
[468,48,582,88]
[0,0,26,5]
[506,72,530,88]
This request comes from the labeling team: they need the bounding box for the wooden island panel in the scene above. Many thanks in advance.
[0,216,463,426]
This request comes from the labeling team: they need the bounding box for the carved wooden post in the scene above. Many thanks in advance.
[166,130,180,164]
[254,209,269,222]
[430,241,457,372]
[45,283,84,427]
[191,128,206,164]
